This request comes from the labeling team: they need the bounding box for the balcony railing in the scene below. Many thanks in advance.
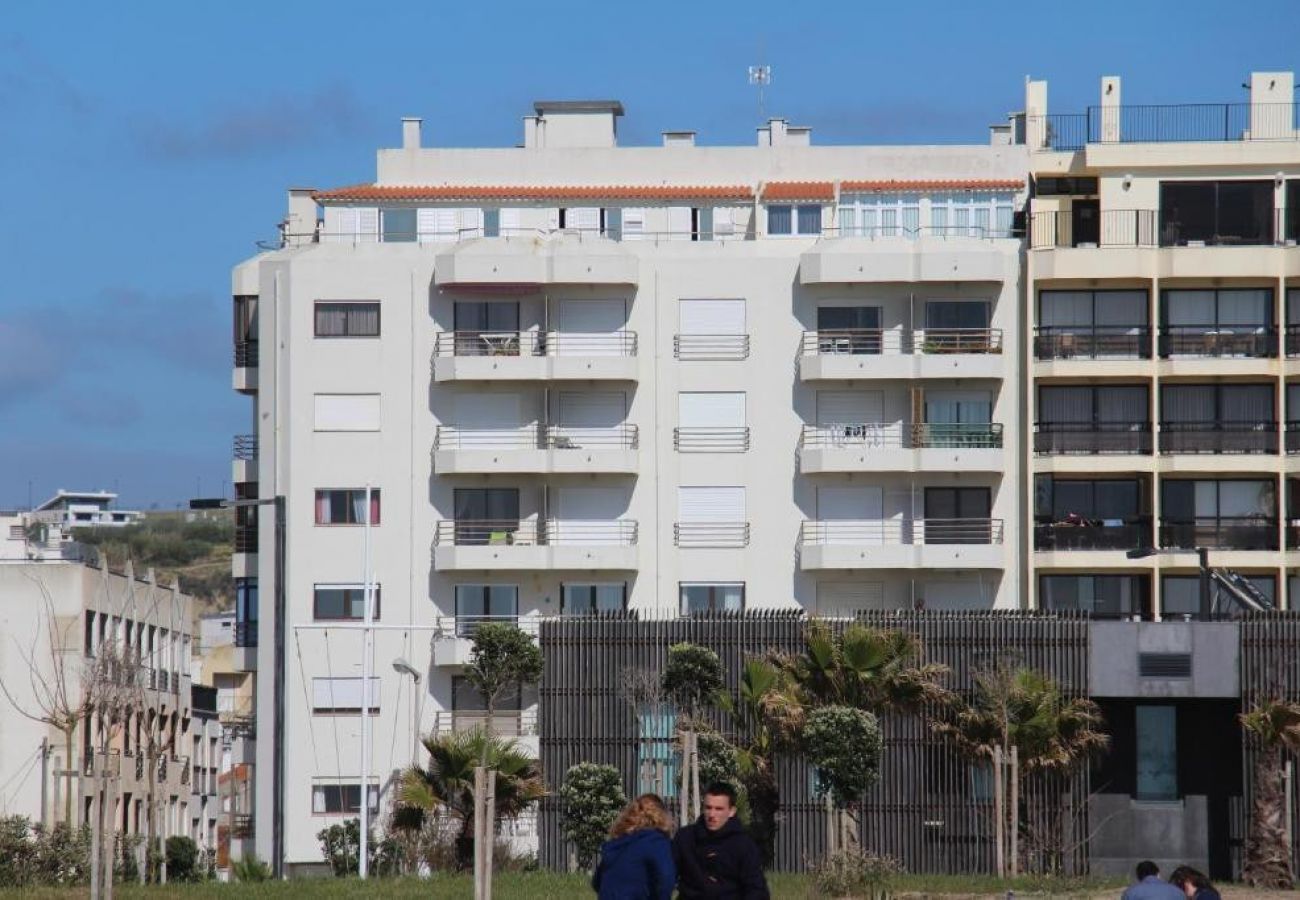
[1034,326,1151,360]
[234,339,258,367]
[233,434,257,461]
[434,519,637,547]
[434,424,638,450]
[231,814,254,839]
[673,427,750,453]
[432,330,637,358]
[434,614,541,640]
[912,423,1003,449]
[800,328,1003,356]
[673,523,750,548]
[1030,209,1158,248]
[234,621,258,648]
[1160,518,1279,551]
[1035,520,1151,551]
[234,526,258,553]
[674,334,751,361]
[1026,102,1300,150]
[1159,422,1278,454]
[799,423,1005,451]
[432,710,539,737]
[1288,423,1300,454]
[1158,325,1276,358]
[800,518,1005,546]
[1288,325,1300,358]
[1034,422,1153,455]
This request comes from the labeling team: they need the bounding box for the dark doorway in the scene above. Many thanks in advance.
[1072,199,1100,246]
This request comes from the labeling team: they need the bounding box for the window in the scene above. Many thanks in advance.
[925,300,990,331]
[561,583,626,614]
[1034,176,1098,196]
[233,295,257,345]
[314,302,380,338]
[314,489,380,525]
[767,204,821,236]
[454,584,518,636]
[311,677,380,714]
[680,583,745,615]
[452,677,522,712]
[314,585,380,621]
[84,611,95,656]
[1160,479,1277,550]
[453,302,520,333]
[1135,706,1177,800]
[1036,290,1149,359]
[312,782,379,815]
[1160,180,1274,246]
[483,208,501,238]
[838,193,920,237]
[1039,574,1150,619]
[1162,574,1275,618]
[235,578,257,647]
[381,208,417,243]
[601,207,622,241]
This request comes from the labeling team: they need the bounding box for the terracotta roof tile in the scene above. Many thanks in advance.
[762,181,835,201]
[313,184,754,202]
[839,178,1023,192]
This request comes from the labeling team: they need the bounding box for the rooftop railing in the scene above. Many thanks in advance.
[1028,102,1300,150]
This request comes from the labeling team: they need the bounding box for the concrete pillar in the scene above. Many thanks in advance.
[1025,78,1048,150]
[1100,76,1121,143]
[1249,71,1295,139]
[401,117,422,150]
[285,188,318,247]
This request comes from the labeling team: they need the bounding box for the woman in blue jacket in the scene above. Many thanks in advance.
[592,793,676,900]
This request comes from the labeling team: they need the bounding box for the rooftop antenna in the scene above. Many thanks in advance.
[748,62,771,123]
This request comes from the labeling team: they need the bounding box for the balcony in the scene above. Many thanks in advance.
[1030,209,1157,249]
[432,331,638,382]
[1159,422,1278,455]
[234,621,258,648]
[432,231,639,288]
[432,519,638,570]
[232,434,257,483]
[1034,422,1152,455]
[1288,423,1300,454]
[673,523,750,549]
[1034,326,1151,360]
[233,339,257,393]
[798,329,1004,381]
[1287,326,1300,358]
[431,616,540,667]
[433,424,638,474]
[799,230,1015,284]
[674,334,750,361]
[673,427,750,453]
[234,525,258,554]
[1035,520,1151,551]
[1028,101,1300,152]
[1160,518,1279,551]
[799,519,1005,570]
[1158,326,1276,359]
[799,423,1003,474]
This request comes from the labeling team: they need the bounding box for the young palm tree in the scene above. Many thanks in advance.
[397,727,545,870]
[721,658,782,865]
[1240,699,1300,889]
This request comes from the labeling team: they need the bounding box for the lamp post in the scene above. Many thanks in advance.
[392,658,424,767]
[191,494,286,878]
[1126,545,1211,620]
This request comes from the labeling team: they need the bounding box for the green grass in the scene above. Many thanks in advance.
[0,871,1132,899]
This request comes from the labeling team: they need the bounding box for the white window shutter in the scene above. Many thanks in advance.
[713,207,735,236]
[567,207,600,232]
[417,208,438,243]
[546,208,561,231]
[327,207,357,243]
[460,207,483,238]
[356,208,379,243]
[501,208,522,234]
[433,208,458,242]
[678,487,745,522]
[622,208,645,241]
[667,206,692,239]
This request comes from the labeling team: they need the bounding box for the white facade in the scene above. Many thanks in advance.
[232,99,1027,870]
[32,490,143,529]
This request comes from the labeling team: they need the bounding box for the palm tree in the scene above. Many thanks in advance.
[721,658,782,865]
[1240,699,1300,888]
[397,727,545,870]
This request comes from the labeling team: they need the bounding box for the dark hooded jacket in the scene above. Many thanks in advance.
[672,816,769,900]
[591,827,675,900]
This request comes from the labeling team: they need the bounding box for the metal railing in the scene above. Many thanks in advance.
[1034,422,1153,455]
[1160,518,1279,551]
[911,423,1003,449]
[1030,209,1158,249]
[431,709,539,737]
[1287,325,1300,358]
[234,526,258,553]
[231,814,254,839]
[1288,422,1300,454]
[1034,325,1151,360]
[432,330,637,358]
[799,518,1004,546]
[1034,520,1151,551]
[233,434,257,461]
[234,339,258,367]
[800,423,906,449]
[433,615,542,640]
[433,519,637,547]
[673,523,750,548]
[1026,102,1300,149]
[800,328,1003,356]
[1158,325,1276,358]
[673,427,751,453]
[434,424,638,450]
[1159,422,1278,454]
[819,224,1018,240]
[234,621,258,648]
[1158,209,1284,248]
[673,334,750,360]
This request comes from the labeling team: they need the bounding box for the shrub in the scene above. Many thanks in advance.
[559,763,626,869]
[804,706,883,809]
[0,816,37,887]
[662,644,725,720]
[165,835,200,882]
[812,849,902,899]
[232,855,271,882]
[317,818,399,877]
[32,822,91,886]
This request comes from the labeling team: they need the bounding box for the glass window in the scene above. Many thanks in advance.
[454,584,518,636]
[603,207,622,241]
[679,583,745,615]
[1162,574,1275,618]
[314,489,380,525]
[452,676,522,711]
[797,205,822,235]
[767,205,792,235]
[314,302,380,338]
[483,208,501,238]
[1039,574,1149,619]
[1135,706,1177,800]
[561,583,626,614]
[381,208,417,243]
[313,585,380,621]
[312,783,378,815]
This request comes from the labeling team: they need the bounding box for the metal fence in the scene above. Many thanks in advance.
[1027,102,1300,150]
[537,611,1090,874]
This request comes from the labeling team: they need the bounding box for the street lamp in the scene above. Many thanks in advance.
[191,494,287,878]
[1126,545,1211,620]
[392,657,425,767]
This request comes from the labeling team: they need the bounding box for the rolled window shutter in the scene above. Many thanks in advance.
[568,207,600,232]
[622,208,645,241]
[667,206,692,240]
[460,207,483,237]
[678,487,745,522]
[713,207,735,236]
[417,208,438,243]
[328,207,358,243]
[434,208,458,242]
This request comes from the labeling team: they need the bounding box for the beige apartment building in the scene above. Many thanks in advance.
[232,99,1027,871]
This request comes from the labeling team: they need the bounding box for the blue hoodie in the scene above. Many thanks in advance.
[592,828,676,900]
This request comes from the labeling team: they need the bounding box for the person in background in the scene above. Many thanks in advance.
[592,793,675,900]
[1167,866,1222,900]
[673,781,769,900]
[1121,860,1184,900]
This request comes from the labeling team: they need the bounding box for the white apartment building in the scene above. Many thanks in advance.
[232,99,1027,871]
[33,490,143,529]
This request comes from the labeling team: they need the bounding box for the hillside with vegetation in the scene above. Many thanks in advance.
[72,510,234,619]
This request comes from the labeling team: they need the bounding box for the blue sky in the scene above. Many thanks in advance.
[1,0,1295,507]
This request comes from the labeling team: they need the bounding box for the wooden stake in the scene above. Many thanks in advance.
[484,769,496,900]
[473,767,485,900]
[992,747,1005,879]
[1009,745,1019,877]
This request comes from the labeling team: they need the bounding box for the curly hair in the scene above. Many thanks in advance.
[610,793,674,838]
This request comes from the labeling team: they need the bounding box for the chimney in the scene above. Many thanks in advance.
[1024,78,1049,150]
[662,130,696,147]
[401,117,422,150]
[1100,76,1121,142]
[758,118,788,146]
[285,188,318,246]
[1249,71,1296,139]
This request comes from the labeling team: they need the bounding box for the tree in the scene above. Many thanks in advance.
[720,659,781,865]
[463,623,543,742]
[661,643,725,822]
[1239,699,1300,888]
[803,706,883,853]
[558,763,626,869]
[316,818,399,878]
[397,728,545,871]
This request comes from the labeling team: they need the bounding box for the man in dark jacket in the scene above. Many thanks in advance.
[673,782,769,900]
